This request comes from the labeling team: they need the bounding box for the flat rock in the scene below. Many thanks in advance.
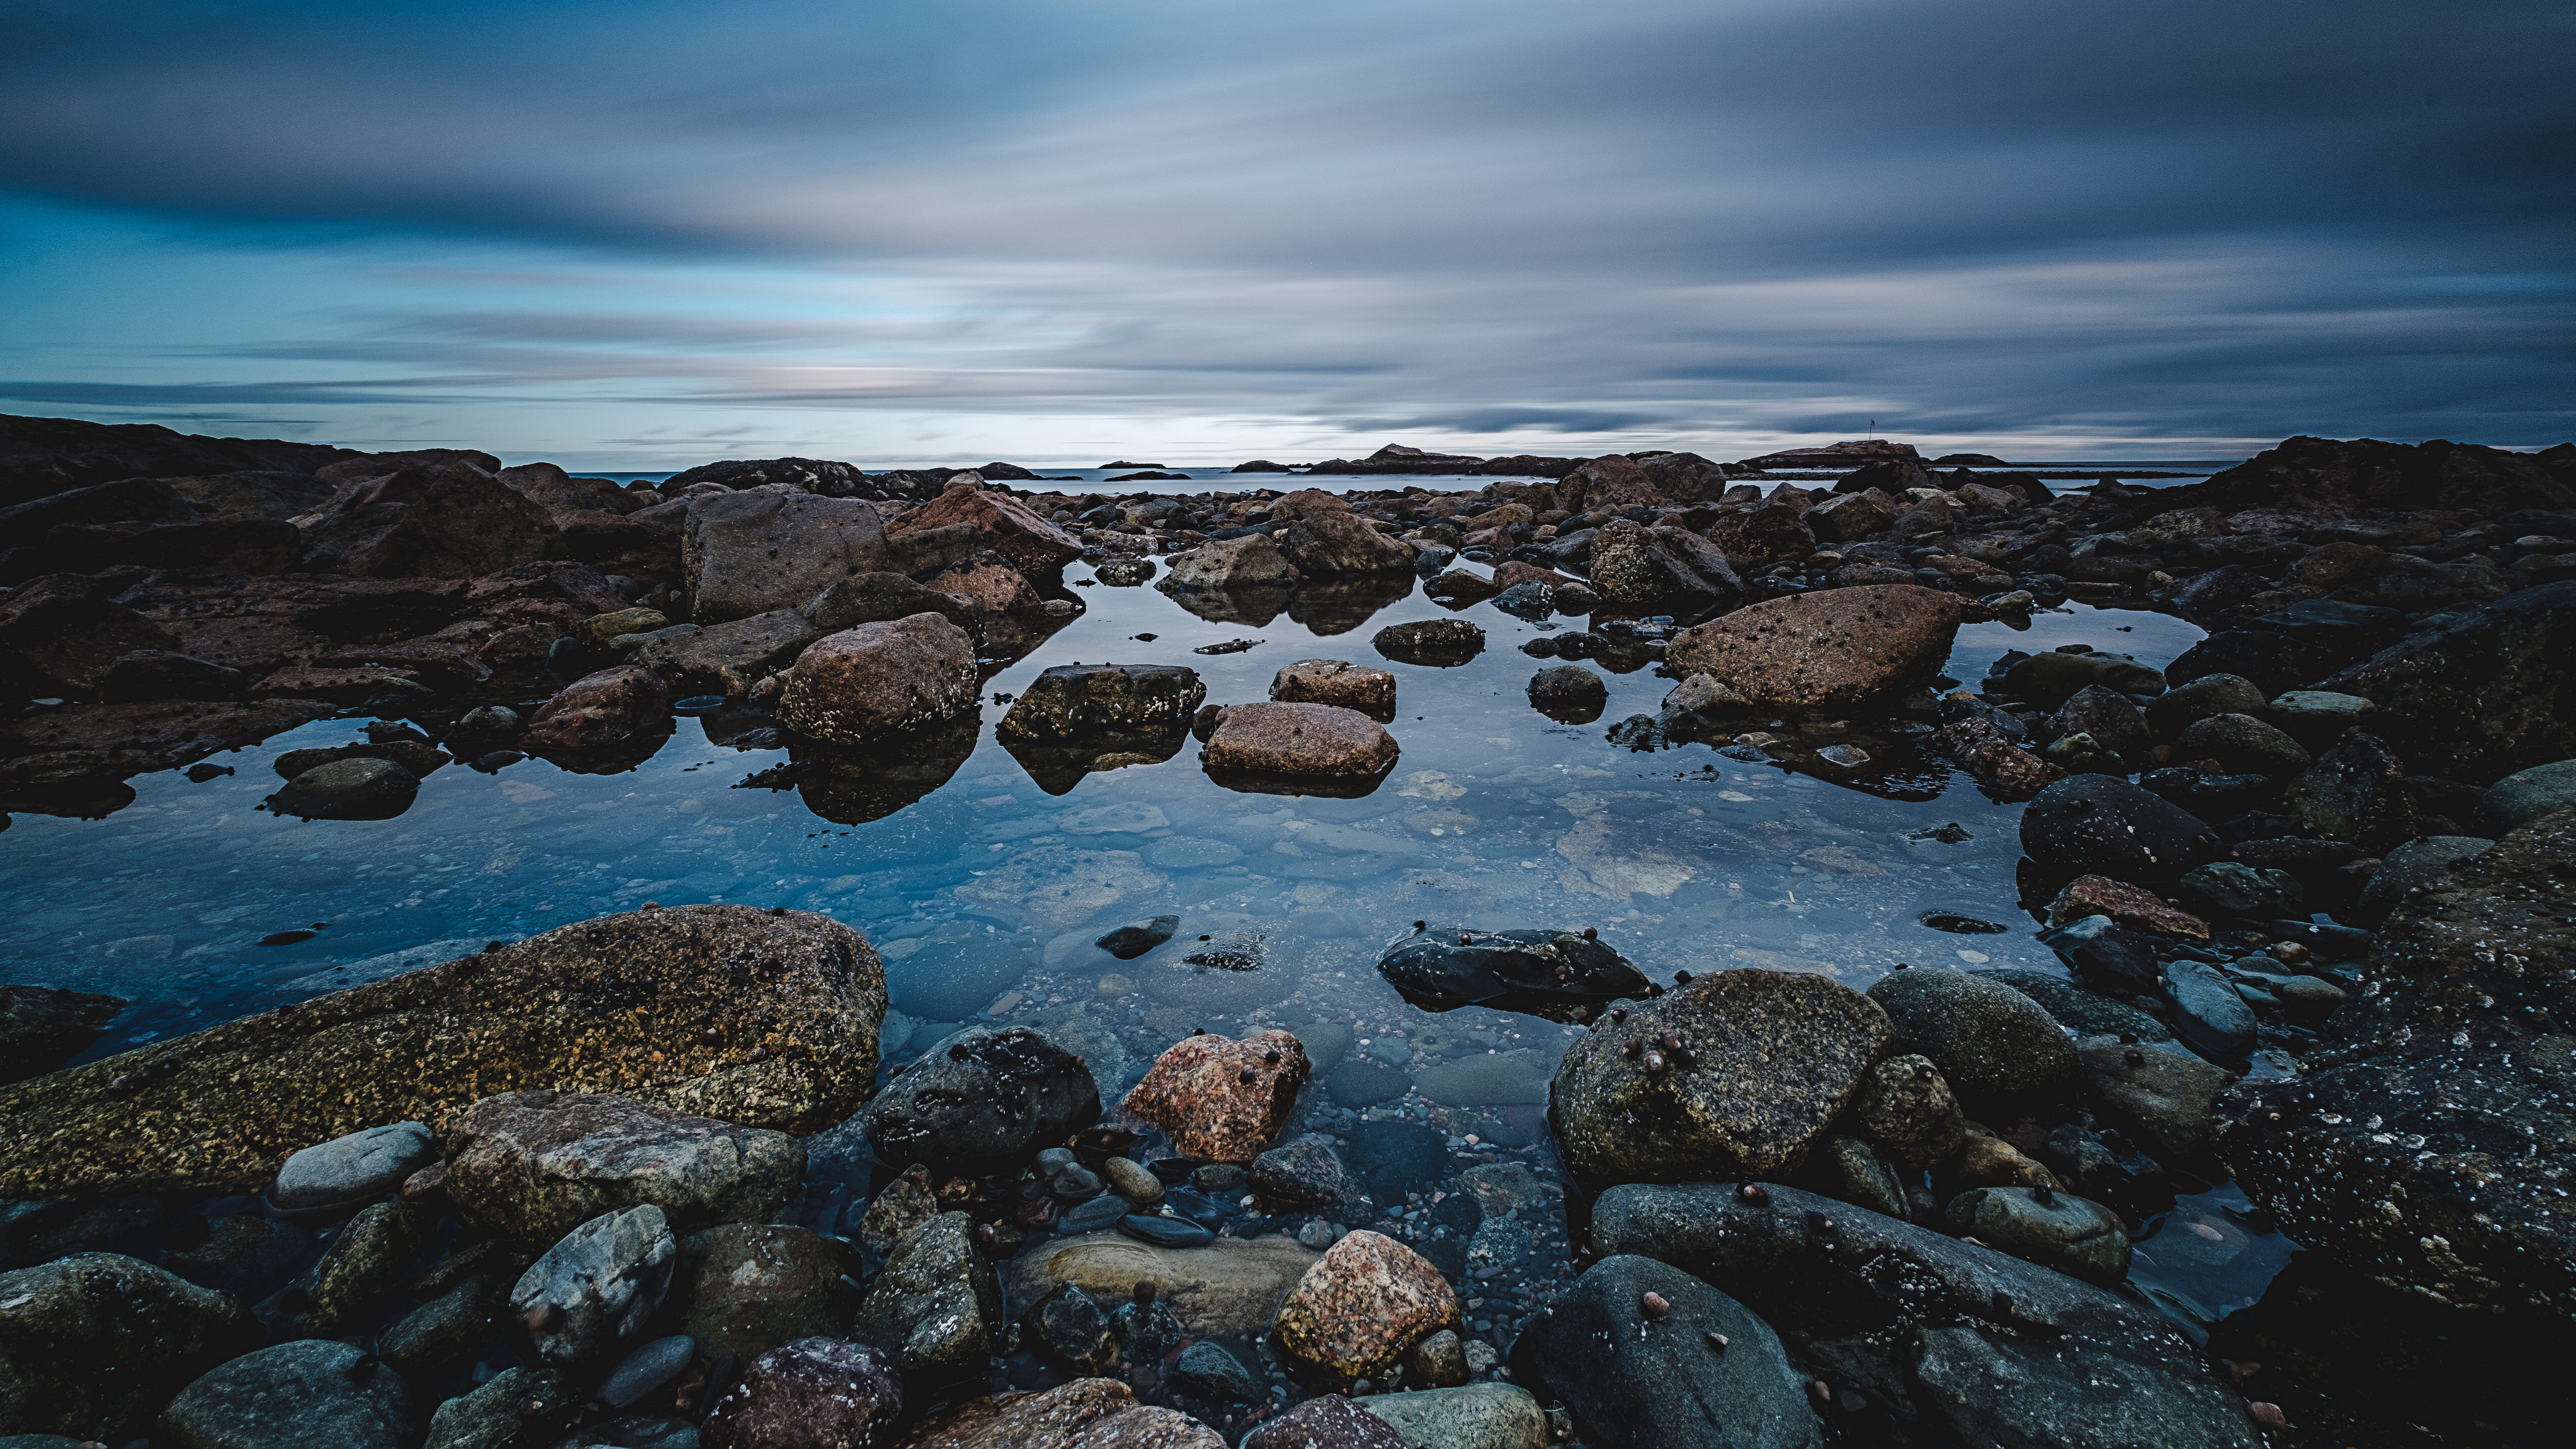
[1271,659,1397,719]
[1003,1232,1320,1337]
[270,1120,435,1212]
[1375,926,1650,1022]
[0,905,883,1199]
[1200,702,1399,781]
[1521,1254,1822,1449]
[157,1339,421,1449]
[1372,618,1484,667]
[1664,585,1958,708]
[634,608,819,699]
[0,1252,257,1441]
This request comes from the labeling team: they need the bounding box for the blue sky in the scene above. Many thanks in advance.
[2,1,2569,469]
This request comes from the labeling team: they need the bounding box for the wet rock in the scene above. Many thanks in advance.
[157,1339,422,1449]
[1034,1283,1120,1372]
[906,1378,1221,1449]
[1095,555,1156,586]
[700,1337,903,1449]
[2019,774,2223,882]
[891,484,1085,578]
[1270,658,1398,720]
[272,738,449,782]
[684,491,896,625]
[2077,1037,2229,1162]
[1000,664,1205,741]
[852,1211,1001,1381]
[1590,1181,2262,1449]
[2266,688,2375,750]
[1271,1229,1460,1385]
[1865,969,2075,1106]
[2283,728,2417,850]
[1200,702,1399,784]
[0,984,126,1085]
[1585,519,1743,611]
[511,1203,677,1371]
[1407,1326,1471,1388]
[1980,970,2173,1043]
[1374,925,1652,1023]
[1373,617,1485,666]
[1251,1137,1348,1208]
[1794,1134,1914,1221]
[0,1252,256,1440]
[0,905,881,1201]
[1358,1384,1549,1449]
[1549,968,1894,1184]
[1522,1254,1822,1449]
[1844,1054,1966,1171]
[1170,1339,1260,1404]
[777,614,979,745]
[2171,712,2310,778]
[635,609,820,699]
[2474,756,2576,836]
[523,664,672,754]
[1121,1029,1310,1162]
[1945,1186,2131,1284]
[2161,960,2259,1063]
[1280,511,1414,577]
[927,548,1046,615]
[2044,875,2209,940]
[860,1025,1100,1173]
[2175,862,2302,920]
[2317,579,2576,782]
[97,649,251,704]
[854,1164,940,1255]
[445,1089,804,1244]
[2000,649,2165,710]
[270,1120,435,1214]
[1524,664,1607,723]
[2050,684,2152,763]
[1100,1155,1164,1204]
[1666,585,1960,707]
[2351,834,2492,927]
[2144,672,2270,738]
[1162,533,1302,590]
[1242,1394,1407,1449]
[267,756,420,821]
[1097,915,1180,960]
[306,1199,438,1333]
[423,1364,575,1449]
[679,1224,850,1362]
[807,571,984,638]
[1926,714,2065,801]
[379,1264,513,1377]
[156,1213,319,1303]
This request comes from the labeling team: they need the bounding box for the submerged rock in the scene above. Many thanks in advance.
[443,1089,806,1243]
[267,756,419,821]
[1371,618,1484,667]
[1375,925,1652,1022]
[0,905,884,1199]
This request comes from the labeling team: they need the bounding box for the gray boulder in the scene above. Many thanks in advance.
[1864,969,2074,1105]
[1279,511,1413,576]
[1585,519,1743,611]
[857,1025,1101,1172]
[423,1366,574,1449]
[1161,532,1301,590]
[509,1204,678,1372]
[269,1120,434,1214]
[684,490,893,624]
[2161,960,2259,1063]
[1359,1384,1549,1449]
[157,1339,421,1449]
[850,1211,1001,1382]
[1944,1186,2131,1284]
[634,608,820,699]
[2474,757,2576,836]
[443,1089,804,1244]
[0,1253,256,1441]
[1522,1254,1822,1449]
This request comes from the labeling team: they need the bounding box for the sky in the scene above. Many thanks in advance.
[1,0,2569,470]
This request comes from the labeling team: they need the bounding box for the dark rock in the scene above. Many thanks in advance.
[422,1364,575,1448]
[1522,1254,1823,1449]
[1844,1054,1966,1170]
[1372,617,1485,666]
[2139,767,2277,821]
[2175,862,2302,920]
[665,456,872,496]
[156,1213,319,1303]
[1978,970,2172,1043]
[1375,925,1652,1023]
[1118,1214,1215,1248]
[1033,1284,1119,1372]
[1944,1186,2131,1284]
[778,615,979,745]
[96,650,250,704]
[1667,585,1958,707]
[157,1338,421,1449]
[2285,729,2418,849]
[1097,915,1180,959]
[1794,1133,1915,1221]
[1864,969,2075,1105]
[445,1089,805,1243]
[510,1203,678,1371]
[297,455,560,579]
[2474,757,2576,836]
[2171,712,2310,778]
[0,984,126,1084]
[2318,580,2576,782]
[1250,1137,1348,1208]
[2161,961,2260,1064]
[0,1252,257,1440]
[1173,1340,1260,1403]
[2351,834,2492,927]
[267,756,420,821]
[2038,914,2167,995]
[999,664,1205,740]
[378,1265,513,1378]
[634,608,819,699]
[0,576,183,701]
[271,739,449,781]
[806,571,984,637]
[304,1199,438,1334]
[1524,664,1607,722]
[2001,649,2165,709]
[679,1224,849,1365]
[523,664,672,755]
[852,1212,1001,1380]
[2050,684,2151,763]
[699,1338,903,1449]
[1242,1394,1407,1449]
[859,1025,1101,1173]
[2144,672,2271,738]
[2019,774,2223,882]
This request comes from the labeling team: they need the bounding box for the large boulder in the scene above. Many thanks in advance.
[806,571,984,637]
[523,664,673,755]
[299,455,561,578]
[156,1339,421,1449]
[0,905,884,1198]
[679,1223,853,1363]
[633,609,819,699]
[1121,1030,1311,1162]
[1703,504,1817,570]
[1666,585,1960,708]
[1584,519,1743,610]
[443,1090,804,1243]
[777,614,979,745]
[1520,1254,1823,1449]
[1549,969,1894,1184]
[683,490,895,625]
[858,1025,1101,1172]
[1555,454,1668,514]
[1279,510,1414,576]
[885,485,1083,578]
[0,1253,258,1441]
[2473,757,2576,836]
[2317,580,2576,783]
[1591,1182,2263,1449]
[1160,532,1302,591]
[927,547,1047,615]
[2019,774,2224,882]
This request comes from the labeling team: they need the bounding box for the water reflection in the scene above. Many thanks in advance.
[779,717,981,825]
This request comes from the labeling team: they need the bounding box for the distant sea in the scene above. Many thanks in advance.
[583,458,2246,492]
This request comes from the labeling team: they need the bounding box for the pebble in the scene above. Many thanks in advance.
[1102,1156,1165,1203]
[598,1334,695,1407]
[1119,1214,1217,1248]
[1059,1195,1129,1234]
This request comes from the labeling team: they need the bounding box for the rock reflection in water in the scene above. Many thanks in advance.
[1161,583,1296,628]
[776,715,980,825]
[1286,575,1417,636]
[1001,727,1193,796]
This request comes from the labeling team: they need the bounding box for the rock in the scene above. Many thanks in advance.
[1589,1181,2262,1449]
[2284,728,2417,849]
[0,906,880,1201]
[97,649,250,704]
[444,1089,804,1244]
[1666,586,1960,708]
[0,985,126,1085]
[1371,618,1485,667]
[2266,689,2375,750]
[1121,1030,1310,1162]
[684,491,895,625]
[1865,970,2075,1106]
[1001,664,1205,741]
[1033,1283,1120,1372]
[1802,490,1893,543]
[807,571,984,638]
[1270,1230,1460,1384]
[1280,512,1413,576]
[511,1203,677,1371]
[2175,862,2302,920]
[2000,649,2166,709]
[1003,1233,1320,1338]
[270,1120,435,1213]
[1095,916,1179,961]
[1162,533,1301,590]
[0,577,180,701]
[1949,1125,2059,1190]
[1521,1254,1822,1449]
[778,615,979,745]
[851,1212,1002,1381]
[1100,1156,1164,1204]
[678,1225,850,1362]
[1844,1054,1966,1171]
[1199,702,1399,784]
[2351,834,2492,927]
[2019,774,2223,882]
[2474,757,2576,836]
[927,548,1046,615]
[157,1339,422,1449]
[1251,1137,1348,1208]
[889,485,1084,578]
[1242,1395,1408,1449]
[1524,665,1607,722]
[1981,971,2174,1043]
[700,1338,903,1449]
[305,1199,438,1333]
[2318,580,2576,782]
[1095,556,1156,586]
[900,1378,1224,1449]
[2145,673,2271,738]
[2050,685,2152,763]
[1171,1340,1259,1403]
[379,1263,514,1377]
[299,455,559,579]
[1374,926,1652,1023]
[2160,960,2260,1063]
[2171,713,2310,778]
[1548,969,1894,1184]
[1584,519,1742,611]
[1407,1327,1470,1388]
[523,664,672,755]
[1355,1384,1548,1449]
[854,1164,940,1256]
[423,1365,575,1449]
[1271,659,1397,720]
[0,1253,256,1440]
[2076,1037,2230,1162]
[267,756,420,821]
[1944,1186,2131,1283]
[635,609,820,699]
[860,1025,1100,1172]
[1794,1134,1915,1221]
[2044,875,2209,940]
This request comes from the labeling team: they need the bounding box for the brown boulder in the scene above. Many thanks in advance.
[887,486,1083,578]
[1555,455,1667,514]
[897,1379,1223,1449]
[1278,511,1414,577]
[1267,1230,1460,1384]
[1268,659,1397,720]
[1200,702,1398,781]
[1121,1029,1311,1162]
[299,455,562,578]
[929,548,1046,614]
[701,1338,903,1449]
[524,664,672,754]
[778,614,980,745]
[1667,584,1962,707]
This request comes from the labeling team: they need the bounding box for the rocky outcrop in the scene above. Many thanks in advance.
[2318,581,2576,783]
[684,490,896,624]
[1666,585,1960,707]
[0,905,885,1198]
[0,413,359,510]
[442,1090,804,1243]
[298,455,562,578]
[777,614,980,745]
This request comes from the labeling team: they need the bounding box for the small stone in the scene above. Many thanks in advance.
[1100,1156,1166,1204]
[698,1338,903,1448]
[1174,1339,1262,1403]
[598,1335,696,1409]
[1121,1029,1312,1162]
[1408,1327,1471,1387]
[269,1121,436,1214]
[1269,1230,1460,1384]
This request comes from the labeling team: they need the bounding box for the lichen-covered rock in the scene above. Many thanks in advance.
[1121,1029,1311,1162]
[1270,659,1397,719]
[443,1089,806,1243]
[851,1212,1001,1381]
[1666,585,1960,707]
[1279,511,1414,577]
[700,1337,903,1449]
[859,1025,1101,1172]
[1269,1230,1460,1384]
[157,1339,422,1449]
[0,1253,257,1441]
[0,984,127,1085]
[0,905,883,1199]
[887,485,1084,578]
[1549,969,1893,1184]
[1864,969,2075,1105]
[1161,533,1301,591]
[1585,518,1742,611]
[1845,1054,1966,1171]
[778,614,979,745]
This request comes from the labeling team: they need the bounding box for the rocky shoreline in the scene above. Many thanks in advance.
[2,414,2574,1447]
